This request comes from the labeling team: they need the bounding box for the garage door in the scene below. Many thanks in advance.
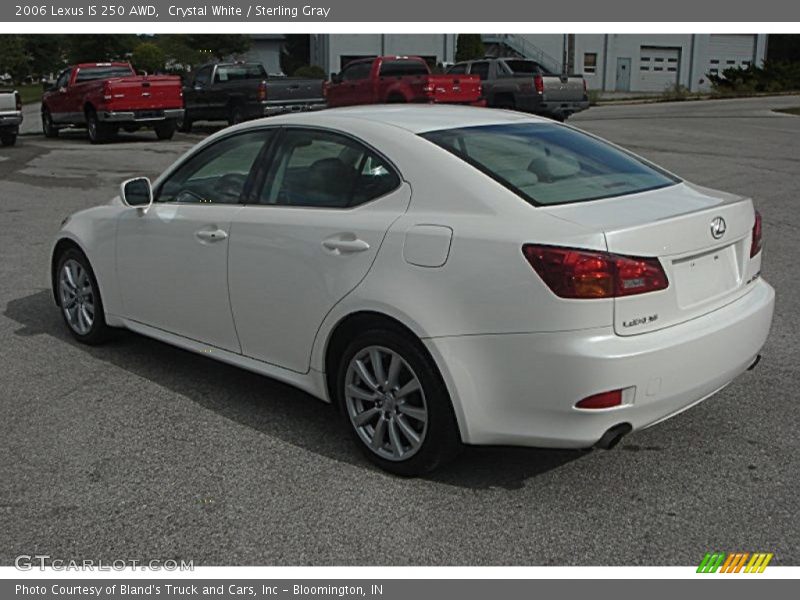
[707,34,756,77]
[637,47,680,92]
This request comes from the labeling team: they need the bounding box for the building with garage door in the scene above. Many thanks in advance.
[307,34,767,94]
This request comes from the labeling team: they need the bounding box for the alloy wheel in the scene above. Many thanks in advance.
[344,345,429,461]
[58,259,95,335]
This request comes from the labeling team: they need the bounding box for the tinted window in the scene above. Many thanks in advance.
[157,131,272,204]
[215,64,267,82]
[470,62,490,80]
[341,62,372,81]
[75,66,134,82]
[56,69,71,88]
[447,64,468,75]
[504,60,548,75]
[259,129,400,208]
[422,123,679,206]
[194,66,212,87]
[379,60,429,77]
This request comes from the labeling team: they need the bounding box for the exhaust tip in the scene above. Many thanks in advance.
[747,354,762,371]
[595,423,633,450]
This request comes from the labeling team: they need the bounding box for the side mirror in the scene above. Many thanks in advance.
[331,73,342,84]
[120,177,153,212]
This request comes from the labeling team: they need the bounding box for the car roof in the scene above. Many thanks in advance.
[249,104,551,134]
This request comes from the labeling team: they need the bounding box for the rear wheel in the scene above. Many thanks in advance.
[42,108,59,138]
[86,109,111,144]
[0,133,16,146]
[154,119,177,140]
[336,328,461,475]
[55,248,111,345]
[227,104,246,126]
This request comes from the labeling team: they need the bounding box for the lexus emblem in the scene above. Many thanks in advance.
[710,216,727,240]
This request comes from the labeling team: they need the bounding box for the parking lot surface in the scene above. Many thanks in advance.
[1,96,798,565]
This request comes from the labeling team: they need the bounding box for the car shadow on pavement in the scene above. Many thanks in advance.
[4,289,586,490]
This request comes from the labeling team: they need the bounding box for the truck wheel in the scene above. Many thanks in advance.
[177,114,193,133]
[86,110,111,144]
[154,119,177,141]
[0,133,16,147]
[42,108,59,138]
[227,104,245,126]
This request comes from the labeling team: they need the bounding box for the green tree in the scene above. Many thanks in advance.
[0,35,28,82]
[132,42,166,74]
[156,35,202,71]
[66,34,138,63]
[455,34,485,62]
[24,35,66,78]
[281,35,310,76]
[292,64,326,79]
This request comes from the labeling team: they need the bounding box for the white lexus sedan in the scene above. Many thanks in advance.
[51,105,774,475]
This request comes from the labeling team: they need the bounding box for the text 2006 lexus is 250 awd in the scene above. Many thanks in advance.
[51,105,774,474]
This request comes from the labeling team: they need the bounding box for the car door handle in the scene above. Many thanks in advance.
[322,237,370,254]
[195,228,228,242]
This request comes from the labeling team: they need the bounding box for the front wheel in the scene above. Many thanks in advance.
[0,133,16,146]
[42,108,59,138]
[336,328,461,475]
[154,119,176,140]
[55,248,111,345]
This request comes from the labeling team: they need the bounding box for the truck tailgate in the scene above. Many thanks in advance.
[266,78,325,103]
[542,75,585,102]
[426,74,482,103]
[105,76,183,111]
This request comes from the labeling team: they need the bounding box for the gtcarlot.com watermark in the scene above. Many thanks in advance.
[15,555,194,571]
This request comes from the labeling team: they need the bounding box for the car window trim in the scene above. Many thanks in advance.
[245,125,405,211]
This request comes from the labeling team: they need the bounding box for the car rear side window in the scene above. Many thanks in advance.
[470,62,490,80]
[379,60,429,77]
[504,60,548,75]
[447,64,468,75]
[258,129,400,208]
[421,123,679,206]
[341,62,372,81]
[156,131,274,205]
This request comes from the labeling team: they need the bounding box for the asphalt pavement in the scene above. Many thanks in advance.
[1,96,798,565]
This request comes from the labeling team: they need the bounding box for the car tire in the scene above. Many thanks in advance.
[0,133,16,146]
[42,108,59,138]
[336,327,462,475]
[227,104,246,126]
[154,119,177,140]
[177,113,193,133]
[86,109,111,144]
[54,248,111,345]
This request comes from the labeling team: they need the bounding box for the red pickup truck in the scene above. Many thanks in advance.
[324,56,483,108]
[41,62,184,144]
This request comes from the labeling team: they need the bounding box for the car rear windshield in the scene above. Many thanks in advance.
[75,66,134,82]
[379,60,429,77]
[504,60,548,75]
[421,123,679,206]
[216,64,267,81]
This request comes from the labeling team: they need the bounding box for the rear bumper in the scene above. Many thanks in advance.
[98,108,184,123]
[262,101,326,117]
[424,279,775,448]
[516,96,590,117]
[0,111,23,130]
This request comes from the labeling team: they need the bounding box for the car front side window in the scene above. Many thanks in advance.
[156,131,273,205]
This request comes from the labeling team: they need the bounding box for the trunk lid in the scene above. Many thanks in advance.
[543,182,760,335]
[105,75,183,111]
[542,75,585,102]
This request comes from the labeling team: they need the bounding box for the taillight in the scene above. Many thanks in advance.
[576,389,622,409]
[257,81,267,102]
[750,209,762,257]
[534,74,544,95]
[423,83,435,96]
[15,91,21,111]
[522,244,669,299]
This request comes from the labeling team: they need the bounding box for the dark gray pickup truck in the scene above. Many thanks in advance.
[179,62,326,132]
[447,58,589,121]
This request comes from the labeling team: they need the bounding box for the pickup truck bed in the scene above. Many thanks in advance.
[325,56,483,108]
[41,62,184,143]
[180,62,325,132]
[448,58,589,121]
